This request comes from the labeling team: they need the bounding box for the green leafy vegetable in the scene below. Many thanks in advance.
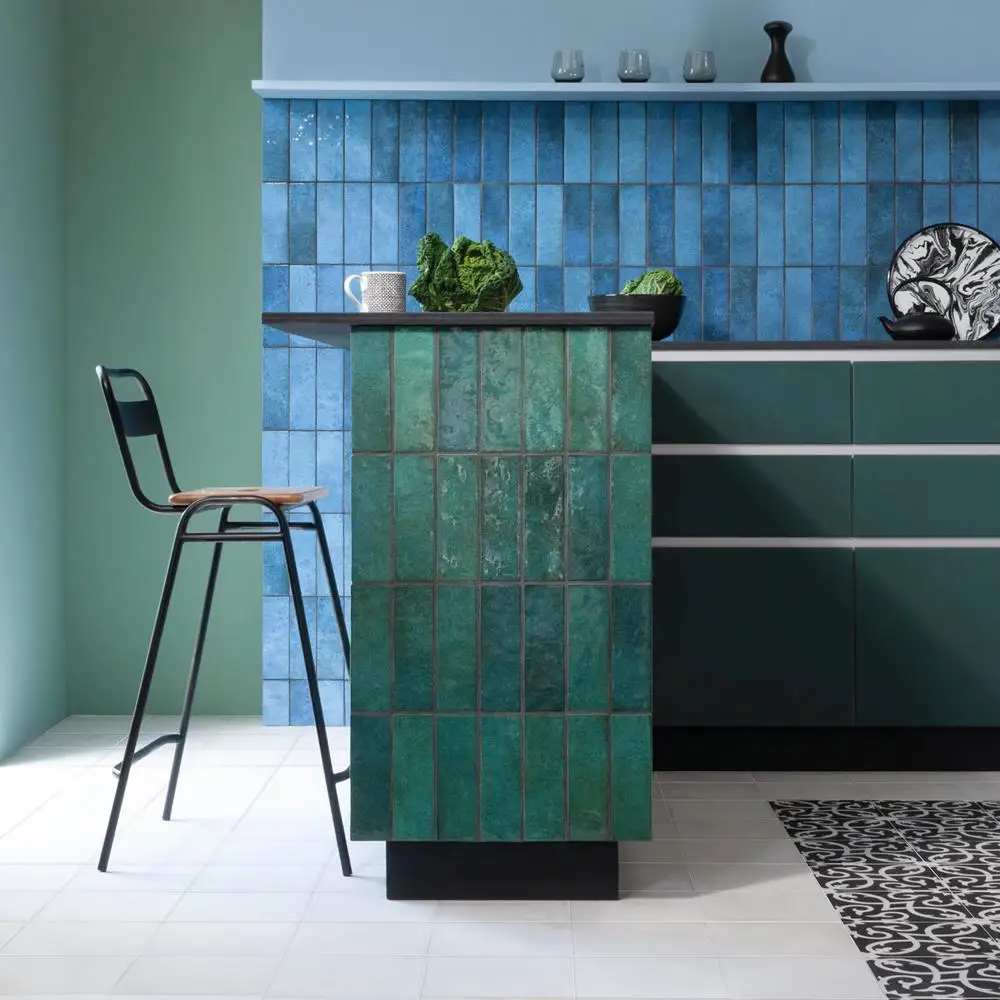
[409,233,523,312]
[621,268,683,296]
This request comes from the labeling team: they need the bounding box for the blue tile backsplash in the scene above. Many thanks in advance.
[260,96,1000,723]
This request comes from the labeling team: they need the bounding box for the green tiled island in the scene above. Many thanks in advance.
[272,312,653,899]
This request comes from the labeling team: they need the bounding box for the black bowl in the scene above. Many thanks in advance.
[589,294,686,341]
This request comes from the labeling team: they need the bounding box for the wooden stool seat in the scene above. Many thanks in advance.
[168,485,328,508]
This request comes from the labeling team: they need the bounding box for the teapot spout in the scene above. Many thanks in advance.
[878,316,896,335]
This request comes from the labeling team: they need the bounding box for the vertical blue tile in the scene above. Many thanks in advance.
[867,183,895,263]
[263,265,289,346]
[317,265,345,313]
[702,103,729,184]
[263,99,289,181]
[290,100,317,182]
[399,101,426,181]
[895,101,922,182]
[840,102,867,183]
[510,266,535,311]
[483,185,509,248]
[404,265,420,311]
[702,186,729,266]
[675,186,702,267]
[454,101,483,181]
[702,269,729,341]
[264,537,289,596]
[565,102,591,183]
[895,183,923,246]
[536,184,563,265]
[923,184,950,226]
[316,348,345,429]
[757,267,784,341]
[454,184,483,241]
[317,183,344,264]
[952,102,979,182]
[675,103,702,183]
[536,266,563,310]
[317,100,345,181]
[867,265,888,340]
[537,103,564,183]
[648,185,674,264]
[399,183,426,265]
[427,183,455,244]
[619,103,646,183]
[618,265,644,290]
[591,267,617,296]
[672,267,701,341]
[289,265,316,311]
[371,184,399,263]
[565,267,590,311]
[730,187,757,266]
[982,103,1000,181]
[290,349,317,428]
[345,100,372,181]
[427,101,454,182]
[867,103,895,182]
[289,184,316,264]
[923,101,950,183]
[591,185,619,266]
[483,102,510,182]
[840,266,867,341]
[565,184,590,266]
[317,431,345,514]
[344,184,372,263]
[785,269,812,340]
[730,266,756,341]
[262,184,288,264]
[263,429,289,485]
[813,185,839,266]
[262,679,290,725]
[729,104,757,184]
[618,186,646,267]
[509,185,536,264]
[812,267,839,341]
[756,103,783,184]
[263,348,289,430]
[840,185,868,266]
[591,102,618,183]
[290,429,317,494]
[784,103,812,182]
[785,185,812,266]
[371,100,400,182]
[951,183,979,227]
[646,103,674,183]
[757,186,784,266]
[509,102,536,182]
[980,184,1000,240]
[812,102,839,183]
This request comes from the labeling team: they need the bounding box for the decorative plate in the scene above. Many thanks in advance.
[887,224,1000,341]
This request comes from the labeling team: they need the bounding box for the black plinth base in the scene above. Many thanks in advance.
[385,841,619,900]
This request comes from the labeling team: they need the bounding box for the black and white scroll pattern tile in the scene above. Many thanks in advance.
[772,800,1000,998]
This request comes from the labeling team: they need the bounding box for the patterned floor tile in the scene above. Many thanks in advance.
[847,919,996,958]
[810,859,942,893]
[870,955,1000,998]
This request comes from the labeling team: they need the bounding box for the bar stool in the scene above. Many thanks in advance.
[95,366,351,875]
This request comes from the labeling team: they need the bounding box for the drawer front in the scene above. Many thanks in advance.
[854,361,1000,444]
[653,361,852,445]
[653,456,852,538]
[653,548,855,726]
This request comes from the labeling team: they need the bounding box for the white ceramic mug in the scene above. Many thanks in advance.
[344,271,406,312]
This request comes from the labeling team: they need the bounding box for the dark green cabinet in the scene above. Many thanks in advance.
[655,549,855,726]
[856,549,1000,725]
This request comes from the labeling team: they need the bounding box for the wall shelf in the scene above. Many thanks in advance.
[252,80,1000,102]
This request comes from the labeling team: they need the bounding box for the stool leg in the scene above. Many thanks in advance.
[310,502,350,671]
[280,511,352,877]
[163,509,229,821]
[98,524,186,872]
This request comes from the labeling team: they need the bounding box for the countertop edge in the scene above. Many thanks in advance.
[263,311,655,330]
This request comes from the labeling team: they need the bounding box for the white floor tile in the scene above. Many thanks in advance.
[287,921,432,956]
[687,862,817,893]
[668,801,788,840]
[574,956,727,998]
[0,893,56,923]
[619,862,694,892]
[65,865,199,894]
[699,887,841,924]
[1,920,156,956]
[0,865,77,891]
[303,892,437,923]
[755,781,865,801]
[166,890,310,923]
[34,890,180,923]
[422,955,573,998]
[678,838,802,863]
[114,954,279,995]
[0,929,14,952]
[720,957,884,999]
[619,839,685,862]
[0,956,131,994]
[142,920,296,956]
[269,954,427,997]
[572,921,714,957]
[187,862,324,893]
[434,900,570,923]
[707,921,860,958]
[659,771,755,783]
[660,782,764,801]
[428,920,573,956]
[571,894,706,923]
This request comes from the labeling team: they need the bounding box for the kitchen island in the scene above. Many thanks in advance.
[264,312,654,900]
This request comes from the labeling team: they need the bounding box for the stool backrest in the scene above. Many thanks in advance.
[96,366,182,513]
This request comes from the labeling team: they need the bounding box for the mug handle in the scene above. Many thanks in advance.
[344,273,364,309]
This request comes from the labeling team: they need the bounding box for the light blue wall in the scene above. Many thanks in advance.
[263,0,1000,85]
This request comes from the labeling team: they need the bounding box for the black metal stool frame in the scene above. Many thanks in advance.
[95,366,351,876]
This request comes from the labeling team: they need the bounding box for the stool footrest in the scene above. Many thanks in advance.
[111,733,180,777]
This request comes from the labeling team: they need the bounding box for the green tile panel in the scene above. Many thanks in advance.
[350,324,652,845]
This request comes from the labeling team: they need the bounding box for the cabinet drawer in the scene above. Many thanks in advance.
[854,362,1000,444]
[653,548,855,726]
[653,456,852,537]
[653,361,852,445]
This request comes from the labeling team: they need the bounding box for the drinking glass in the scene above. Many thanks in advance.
[551,49,585,82]
[684,50,717,83]
[618,49,651,83]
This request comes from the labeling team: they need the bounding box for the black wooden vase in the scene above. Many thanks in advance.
[761,20,795,83]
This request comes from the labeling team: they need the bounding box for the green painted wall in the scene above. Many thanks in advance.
[0,0,67,759]
[65,0,263,715]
